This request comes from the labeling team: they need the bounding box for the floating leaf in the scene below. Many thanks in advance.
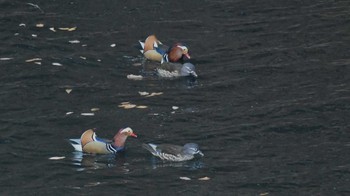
[68,40,80,44]
[59,27,77,31]
[52,62,62,66]
[179,177,191,181]
[172,106,179,110]
[81,113,95,116]
[145,92,163,97]
[127,74,143,80]
[118,104,137,109]
[49,156,65,160]
[25,58,42,62]
[138,91,149,96]
[259,193,269,196]
[49,27,56,32]
[110,43,116,47]
[36,23,44,28]
[198,177,210,181]
[65,89,72,94]
[136,105,148,109]
[0,58,13,61]
[91,108,100,112]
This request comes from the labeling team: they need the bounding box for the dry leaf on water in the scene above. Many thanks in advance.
[52,62,62,66]
[198,177,210,181]
[127,74,143,80]
[49,156,65,160]
[65,89,72,94]
[91,108,100,112]
[145,92,163,97]
[25,58,42,62]
[81,113,95,116]
[179,177,191,181]
[1,57,13,61]
[36,23,44,28]
[59,27,77,31]
[136,105,148,109]
[138,91,149,96]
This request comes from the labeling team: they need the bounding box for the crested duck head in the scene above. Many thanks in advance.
[113,127,137,147]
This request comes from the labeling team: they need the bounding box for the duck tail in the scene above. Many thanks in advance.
[68,139,82,152]
[138,40,145,54]
[142,143,158,155]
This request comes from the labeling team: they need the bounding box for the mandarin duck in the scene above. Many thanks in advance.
[69,127,137,154]
[142,143,204,162]
[138,35,191,64]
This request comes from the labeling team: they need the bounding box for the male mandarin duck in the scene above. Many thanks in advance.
[69,127,137,154]
[139,35,191,64]
[142,143,204,162]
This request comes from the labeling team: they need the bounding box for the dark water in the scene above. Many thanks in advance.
[1,0,350,195]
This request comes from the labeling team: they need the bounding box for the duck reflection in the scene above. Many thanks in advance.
[148,156,204,170]
[70,151,130,172]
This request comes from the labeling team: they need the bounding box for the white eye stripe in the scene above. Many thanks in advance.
[176,45,188,51]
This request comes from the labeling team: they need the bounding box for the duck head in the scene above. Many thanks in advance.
[180,63,198,78]
[167,44,191,62]
[183,143,204,156]
[113,127,137,147]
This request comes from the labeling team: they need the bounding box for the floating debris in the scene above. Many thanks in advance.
[127,74,143,80]
[198,176,210,181]
[110,43,116,47]
[19,23,26,27]
[136,105,148,109]
[52,62,62,66]
[34,62,41,65]
[32,34,37,38]
[118,102,137,109]
[172,106,179,110]
[68,40,80,44]
[36,23,44,28]
[65,89,72,94]
[81,113,95,116]
[79,56,87,60]
[259,192,269,196]
[66,112,74,115]
[59,27,77,31]
[49,27,56,32]
[25,58,42,63]
[179,177,191,181]
[118,102,147,109]
[138,91,149,96]
[0,58,13,61]
[49,156,65,160]
[145,92,163,97]
[90,108,100,112]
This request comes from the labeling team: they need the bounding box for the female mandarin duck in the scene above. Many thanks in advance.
[69,127,137,154]
[139,35,191,64]
[142,143,204,162]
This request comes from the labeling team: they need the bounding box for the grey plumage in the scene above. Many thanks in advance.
[142,143,204,162]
